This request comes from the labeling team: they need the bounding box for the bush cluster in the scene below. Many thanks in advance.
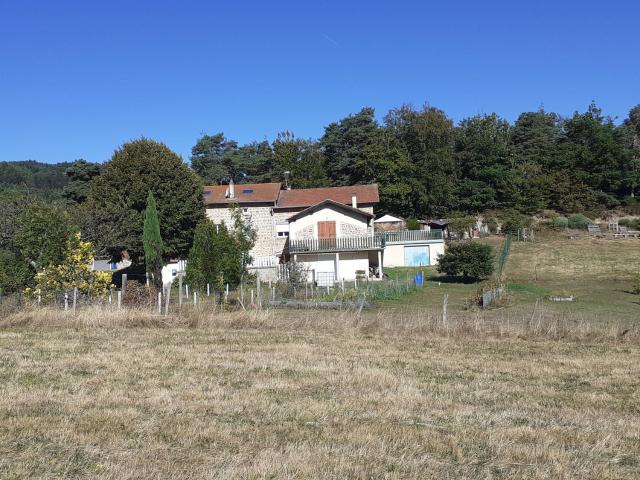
[501,212,533,234]
[437,242,494,282]
[567,214,592,230]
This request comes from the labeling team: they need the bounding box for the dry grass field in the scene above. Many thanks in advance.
[0,306,639,479]
[1,235,638,479]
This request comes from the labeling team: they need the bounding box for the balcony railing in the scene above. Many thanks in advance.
[380,229,443,244]
[289,235,383,254]
[288,230,444,254]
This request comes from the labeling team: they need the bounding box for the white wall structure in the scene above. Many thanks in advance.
[289,204,370,241]
[161,260,187,287]
[383,241,445,268]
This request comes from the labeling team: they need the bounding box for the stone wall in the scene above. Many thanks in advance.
[340,221,367,237]
[206,206,278,259]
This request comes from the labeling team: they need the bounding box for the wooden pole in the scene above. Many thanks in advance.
[72,287,77,313]
[193,291,197,306]
[179,276,183,307]
[164,287,170,316]
[158,291,162,314]
[442,293,448,328]
[117,290,122,309]
[121,274,127,300]
[251,289,254,305]
[185,284,189,299]
[64,293,69,311]
[207,283,210,297]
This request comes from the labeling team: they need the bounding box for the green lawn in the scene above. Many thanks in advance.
[380,234,640,323]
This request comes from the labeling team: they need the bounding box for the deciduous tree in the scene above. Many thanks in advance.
[87,139,205,263]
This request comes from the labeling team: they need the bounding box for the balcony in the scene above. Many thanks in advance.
[288,235,383,254]
[287,230,444,254]
[380,229,443,244]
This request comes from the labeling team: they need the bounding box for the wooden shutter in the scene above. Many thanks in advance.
[318,221,336,238]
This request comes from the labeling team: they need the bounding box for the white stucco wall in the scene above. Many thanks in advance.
[383,241,445,267]
[295,251,370,283]
[289,205,370,240]
[162,260,187,287]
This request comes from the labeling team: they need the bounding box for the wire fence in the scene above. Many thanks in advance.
[0,270,426,315]
[498,234,512,275]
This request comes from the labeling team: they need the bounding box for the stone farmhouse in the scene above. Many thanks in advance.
[204,181,445,284]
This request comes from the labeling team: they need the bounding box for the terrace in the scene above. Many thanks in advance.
[287,230,444,254]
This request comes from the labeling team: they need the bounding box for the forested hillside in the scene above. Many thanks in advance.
[0,160,71,197]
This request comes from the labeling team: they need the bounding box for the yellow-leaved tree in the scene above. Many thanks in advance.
[26,233,113,300]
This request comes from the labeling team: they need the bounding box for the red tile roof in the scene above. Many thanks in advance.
[287,199,375,222]
[203,183,281,205]
[276,184,379,209]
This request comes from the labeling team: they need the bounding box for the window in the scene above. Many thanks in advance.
[242,189,254,194]
[276,223,289,237]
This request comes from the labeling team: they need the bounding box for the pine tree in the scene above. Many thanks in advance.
[143,191,164,288]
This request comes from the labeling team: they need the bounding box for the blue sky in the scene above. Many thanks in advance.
[0,0,638,164]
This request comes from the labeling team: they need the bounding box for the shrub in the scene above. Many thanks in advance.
[567,214,592,230]
[484,217,498,234]
[278,261,309,296]
[405,218,420,231]
[25,233,112,300]
[448,216,475,238]
[437,242,494,282]
[619,218,640,230]
[501,212,532,234]
[541,216,568,230]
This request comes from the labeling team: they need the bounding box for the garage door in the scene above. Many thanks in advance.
[404,245,430,266]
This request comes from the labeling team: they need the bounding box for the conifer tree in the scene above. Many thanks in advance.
[185,220,219,291]
[143,191,164,288]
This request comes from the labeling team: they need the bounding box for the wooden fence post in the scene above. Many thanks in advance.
[193,291,197,306]
[207,283,210,297]
[117,290,122,309]
[164,287,170,316]
[442,293,448,329]
[179,276,183,307]
[121,274,127,300]
[64,293,69,311]
[72,287,77,313]
[158,291,162,314]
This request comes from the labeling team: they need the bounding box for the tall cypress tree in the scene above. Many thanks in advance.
[143,191,164,288]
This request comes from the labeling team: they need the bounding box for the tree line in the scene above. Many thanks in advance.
[190,102,640,218]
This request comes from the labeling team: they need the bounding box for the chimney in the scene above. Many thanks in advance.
[351,193,357,208]
[229,178,235,199]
